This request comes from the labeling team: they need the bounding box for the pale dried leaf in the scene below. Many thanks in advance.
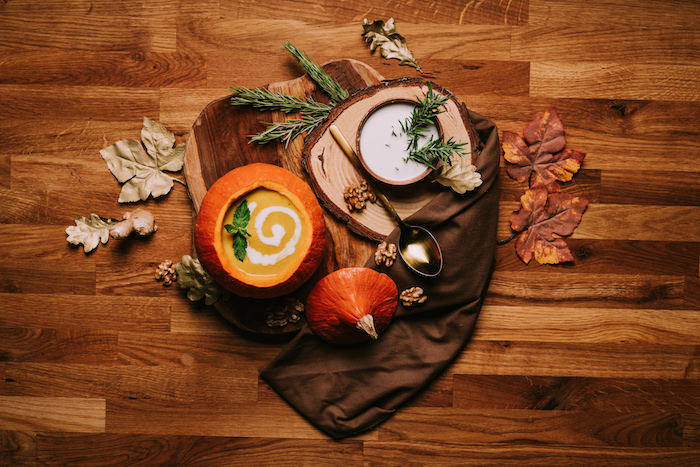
[174,255,229,306]
[65,214,119,253]
[100,117,185,203]
[362,18,421,72]
[434,160,482,194]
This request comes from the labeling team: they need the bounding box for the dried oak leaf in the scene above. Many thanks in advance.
[65,214,119,253]
[502,108,585,192]
[174,255,229,306]
[100,116,185,203]
[510,188,589,265]
[362,18,422,72]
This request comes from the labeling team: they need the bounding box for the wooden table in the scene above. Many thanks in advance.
[2,1,699,464]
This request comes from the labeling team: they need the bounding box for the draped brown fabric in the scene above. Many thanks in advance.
[261,110,500,439]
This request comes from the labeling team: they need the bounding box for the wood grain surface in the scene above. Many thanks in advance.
[1,0,699,465]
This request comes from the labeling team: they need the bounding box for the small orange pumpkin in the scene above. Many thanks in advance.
[194,163,326,299]
[305,267,398,344]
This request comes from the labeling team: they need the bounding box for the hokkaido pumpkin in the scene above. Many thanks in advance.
[194,163,326,299]
[305,267,398,344]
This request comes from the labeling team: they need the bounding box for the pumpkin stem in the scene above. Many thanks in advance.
[355,314,379,339]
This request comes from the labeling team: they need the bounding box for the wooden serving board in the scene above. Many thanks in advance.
[183,59,387,338]
[183,60,477,338]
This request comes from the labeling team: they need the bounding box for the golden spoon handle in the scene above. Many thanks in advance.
[329,125,404,226]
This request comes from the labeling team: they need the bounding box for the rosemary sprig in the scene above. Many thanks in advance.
[282,42,348,104]
[400,82,448,151]
[407,135,468,169]
[230,43,347,146]
[229,86,332,117]
[400,82,468,167]
[249,113,328,147]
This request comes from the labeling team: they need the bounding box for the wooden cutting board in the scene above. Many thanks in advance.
[183,59,476,338]
[183,59,387,338]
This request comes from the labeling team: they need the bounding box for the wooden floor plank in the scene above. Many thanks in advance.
[117,332,280,369]
[3,363,257,404]
[1,294,170,332]
[0,397,105,433]
[530,62,700,101]
[363,441,700,466]
[0,14,176,52]
[486,271,687,309]
[529,0,700,29]
[106,398,356,439]
[601,170,700,206]
[0,188,47,224]
[474,305,700,344]
[0,260,96,295]
[573,204,700,242]
[0,430,36,466]
[0,51,207,88]
[0,328,118,364]
[220,0,528,26]
[513,27,699,64]
[176,19,515,62]
[495,239,700,277]
[379,407,683,447]
[469,97,700,172]
[452,375,700,412]
[451,340,698,379]
[36,433,364,466]
[0,85,160,121]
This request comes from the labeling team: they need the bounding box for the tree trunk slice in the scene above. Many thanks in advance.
[302,78,478,240]
[183,59,384,339]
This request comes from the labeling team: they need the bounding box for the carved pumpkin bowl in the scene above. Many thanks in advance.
[194,163,326,300]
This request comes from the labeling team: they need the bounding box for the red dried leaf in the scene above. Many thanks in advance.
[503,108,586,192]
[510,187,589,265]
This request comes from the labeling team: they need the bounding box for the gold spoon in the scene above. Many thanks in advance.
[329,125,443,277]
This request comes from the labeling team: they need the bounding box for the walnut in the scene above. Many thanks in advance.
[343,180,376,211]
[400,287,427,307]
[375,241,398,267]
[155,260,177,287]
[264,297,305,328]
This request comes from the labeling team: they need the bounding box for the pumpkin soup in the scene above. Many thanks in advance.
[221,188,306,277]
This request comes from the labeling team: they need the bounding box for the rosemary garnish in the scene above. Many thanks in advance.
[230,43,347,146]
[249,112,328,147]
[230,87,332,116]
[406,135,468,169]
[282,42,348,104]
[400,82,468,168]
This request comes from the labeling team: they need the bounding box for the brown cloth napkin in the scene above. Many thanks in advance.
[261,109,500,439]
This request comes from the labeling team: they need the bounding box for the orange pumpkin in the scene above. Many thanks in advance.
[194,163,326,299]
[305,267,398,344]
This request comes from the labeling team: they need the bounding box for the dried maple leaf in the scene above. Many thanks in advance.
[100,117,185,203]
[502,108,585,192]
[510,188,589,265]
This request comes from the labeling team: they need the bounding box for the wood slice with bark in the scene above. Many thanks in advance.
[302,78,479,240]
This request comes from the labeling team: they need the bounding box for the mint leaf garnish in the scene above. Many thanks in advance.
[224,200,252,261]
[232,234,248,261]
